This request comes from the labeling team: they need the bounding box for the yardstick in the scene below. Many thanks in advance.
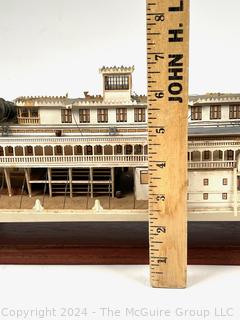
[147,0,189,288]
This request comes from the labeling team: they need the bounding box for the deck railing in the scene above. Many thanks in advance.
[18,117,40,125]
[0,155,148,167]
[188,161,235,169]
[0,155,236,169]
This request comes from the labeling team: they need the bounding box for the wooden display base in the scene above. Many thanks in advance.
[0,221,240,265]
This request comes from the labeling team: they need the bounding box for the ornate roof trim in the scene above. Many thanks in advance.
[99,66,135,74]
[189,93,240,105]
[15,95,67,105]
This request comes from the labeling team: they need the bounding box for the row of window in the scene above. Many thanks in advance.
[203,193,228,200]
[187,193,228,200]
[17,108,39,118]
[17,107,146,124]
[0,144,148,156]
[191,105,240,120]
[189,150,235,161]
[203,178,228,186]
[104,75,130,91]
[61,108,146,124]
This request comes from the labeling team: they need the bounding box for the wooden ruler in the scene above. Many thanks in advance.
[147,0,189,288]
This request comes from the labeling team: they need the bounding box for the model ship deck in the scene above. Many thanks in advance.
[1,68,240,221]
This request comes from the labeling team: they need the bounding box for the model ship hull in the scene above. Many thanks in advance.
[0,220,240,265]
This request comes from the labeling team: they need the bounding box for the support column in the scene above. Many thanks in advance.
[133,167,136,209]
[90,167,93,198]
[233,168,238,216]
[69,168,73,198]
[24,168,32,197]
[111,167,114,198]
[4,168,12,197]
[48,168,52,197]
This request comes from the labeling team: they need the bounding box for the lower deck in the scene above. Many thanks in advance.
[0,193,148,211]
[0,167,148,211]
[2,167,138,198]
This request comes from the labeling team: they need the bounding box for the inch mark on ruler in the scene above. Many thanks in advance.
[147,0,189,288]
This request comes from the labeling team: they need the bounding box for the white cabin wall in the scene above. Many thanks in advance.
[128,107,135,123]
[188,170,233,208]
[104,91,131,102]
[188,104,239,124]
[221,105,230,121]
[108,108,116,124]
[202,106,209,121]
[134,167,148,200]
[39,108,61,125]
[38,106,147,126]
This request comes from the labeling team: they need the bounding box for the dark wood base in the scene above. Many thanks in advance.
[0,221,240,265]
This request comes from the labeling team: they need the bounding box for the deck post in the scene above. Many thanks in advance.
[4,168,12,197]
[90,167,93,198]
[24,168,32,197]
[111,167,114,198]
[233,167,238,216]
[48,168,52,197]
[69,168,73,198]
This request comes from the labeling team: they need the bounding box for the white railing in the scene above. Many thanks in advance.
[0,155,148,167]
[189,141,240,148]
[0,136,147,145]
[0,155,236,169]
[188,161,235,169]
[18,117,40,125]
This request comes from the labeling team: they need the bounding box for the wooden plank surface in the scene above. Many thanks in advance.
[147,0,189,288]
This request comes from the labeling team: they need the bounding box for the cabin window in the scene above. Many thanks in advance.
[19,108,38,118]
[6,146,13,156]
[134,145,142,155]
[203,178,209,186]
[30,109,39,117]
[125,145,133,155]
[222,193,227,200]
[229,105,240,119]
[104,75,129,90]
[191,106,202,120]
[115,145,122,154]
[140,170,148,184]
[226,150,234,160]
[191,151,201,161]
[75,145,82,155]
[95,146,102,154]
[116,108,127,122]
[213,150,223,161]
[79,109,90,123]
[134,108,146,122]
[210,105,221,120]
[20,108,29,117]
[203,193,208,200]
[223,178,228,185]
[202,150,211,161]
[55,146,62,155]
[25,146,33,156]
[85,146,93,155]
[61,109,72,123]
[97,109,108,123]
